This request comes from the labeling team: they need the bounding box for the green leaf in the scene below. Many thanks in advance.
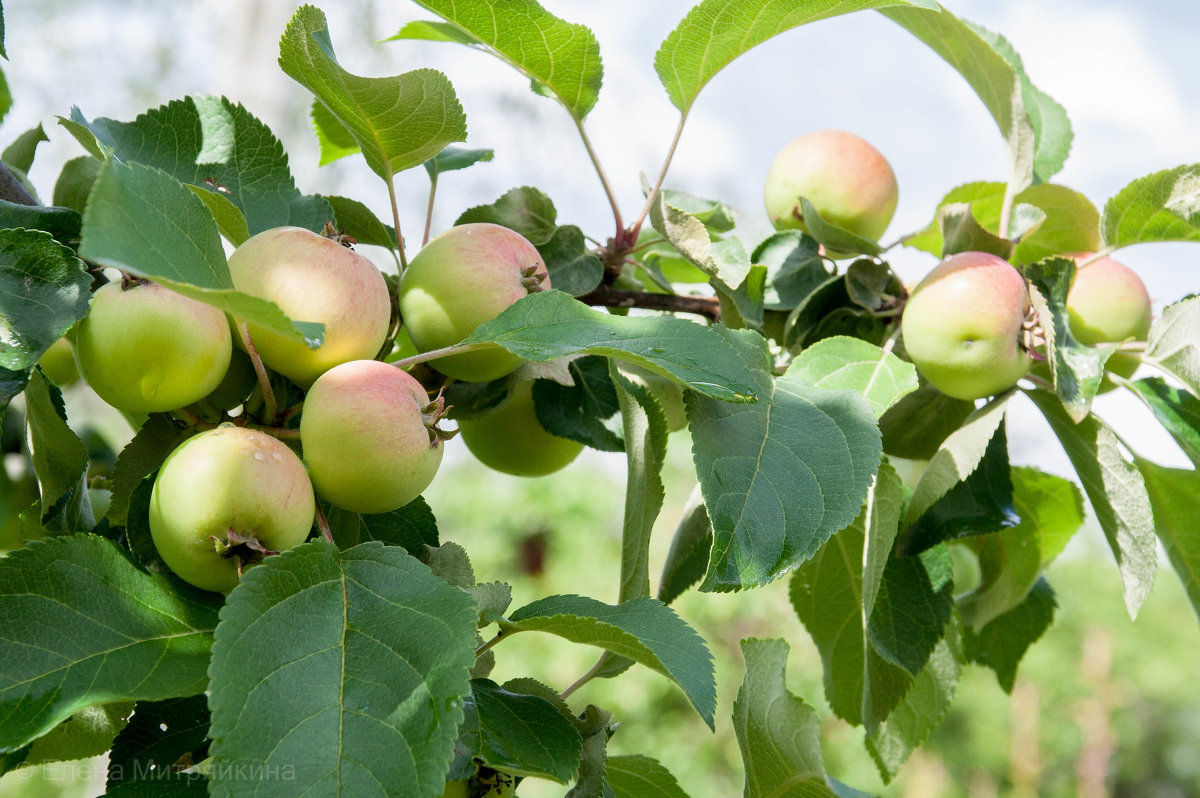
[469,582,512,627]
[455,185,559,245]
[657,485,713,605]
[457,679,582,782]
[391,0,603,120]
[0,199,80,243]
[78,159,324,348]
[962,578,1055,693]
[426,541,476,589]
[208,541,477,797]
[734,638,838,798]
[752,231,829,311]
[503,594,716,728]
[1026,390,1157,618]
[650,190,751,289]
[325,195,397,250]
[879,382,974,460]
[0,534,220,751]
[105,415,191,528]
[22,371,89,525]
[1137,460,1200,625]
[22,701,134,767]
[690,328,881,590]
[1145,296,1200,397]
[790,465,911,729]
[310,98,359,166]
[869,546,954,675]
[1130,378,1200,465]
[531,358,622,452]
[899,420,1018,556]
[52,156,103,214]
[424,145,494,178]
[1101,165,1200,249]
[2,124,47,173]
[612,364,669,603]
[937,202,1014,260]
[0,228,91,371]
[70,97,331,234]
[107,696,210,790]
[661,189,738,232]
[325,496,440,556]
[564,703,614,798]
[186,186,250,246]
[606,755,690,798]
[655,0,930,114]
[865,630,961,783]
[787,335,918,418]
[464,290,758,402]
[798,197,884,257]
[905,181,1101,264]
[538,224,603,297]
[0,67,9,127]
[958,467,1082,630]
[280,6,467,179]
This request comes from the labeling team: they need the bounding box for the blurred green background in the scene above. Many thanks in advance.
[4,405,1198,798]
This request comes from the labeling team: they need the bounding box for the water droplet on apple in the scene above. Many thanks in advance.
[253,452,264,461]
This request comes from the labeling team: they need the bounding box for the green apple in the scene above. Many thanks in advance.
[301,360,446,514]
[37,335,79,386]
[398,223,549,382]
[75,280,232,413]
[901,251,1032,401]
[228,226,391,387]
[458,380,583,477]
[149,424,315,593]
[763,129,898,243]
[439,780,468,798]
[1067,253,1152,382]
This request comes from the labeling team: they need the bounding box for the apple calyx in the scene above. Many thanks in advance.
[119,272,151,291]
[421,389,458,447]
[212,527,280,575]
[320,220,358,249]
[1021,302,1045,361]
[520,264,547,293]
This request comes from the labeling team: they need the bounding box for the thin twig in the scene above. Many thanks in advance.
[572,116,624,238]
[390,341,496,372]
[0,162,37,206]
[387,175,409,273]
[629,112,688,240]
[561,656,606,700]
[475,631,507,658]
[423,174,438,247]
[315,502,334,544]
[576,283,721,321]
[238,322,277,424]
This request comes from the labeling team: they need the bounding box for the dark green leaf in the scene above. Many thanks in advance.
[22,371,89,525]
[1102,164,1200,249]
[844,259,904,316]
[325,496,439,556]
[538,224,603,296]
[106,415,190,527]
[657,486,713,605]
[392,0,603,120]
[464,290,758,402]
[208,541,477,797]
[606,755,689,798]
[688,328,881,590]
[0,228,90,371]
[753,231,829,311]
[962,578,1055,693]
[503,594,716,728]
[531,357,622,451]
[455,185,558,245]
[0,199,80,242]
[798,197,883,257]
[325,195,397,250]
[281,6,467,179]
[937,202,1013,259]
[52,156,102,214]
[0,534,220,750]
[458,679,582,782]
[869,547,954,675]
[1137,460,1200,625]
[107,696,210,789]
[879,382,975,460]
[424,145,494,178]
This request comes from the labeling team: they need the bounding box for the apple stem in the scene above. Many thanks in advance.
[571,115,625,238]
[239,322,278,424]
[561,655,606,699]
[629,111,688,241]
[423,173,438,247]
[474,630,507,658]
[315,502,334,545]
[172,406,216,431]
[386,175,409,273]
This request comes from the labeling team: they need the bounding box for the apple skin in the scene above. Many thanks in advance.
[901,251,1032,401]
[75,281,232,413]
[228,226,391,387]
[398,223,549,382]
[301,360,444,514]
[37,335,79,387]
[763,129,898,243]
[439,781,468,798]
[1067,253,1152,382]
[149,424,315,593]
[459,380,583,477]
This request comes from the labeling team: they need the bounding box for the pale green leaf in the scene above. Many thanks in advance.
[1102,165,1200,249]
[1145,296,1200,397]
[1137,460,1200,625]
[788,335,918,418]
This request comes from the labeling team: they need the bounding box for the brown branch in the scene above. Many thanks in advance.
[0,162,37,206]
[577,283,721,321]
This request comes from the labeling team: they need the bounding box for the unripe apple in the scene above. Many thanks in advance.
[149,424,315,593]
[301,360,447,514]
[1067,253,1151,381]
[398,223,549,382]
[75,280,232,413]
[458,380,583,477]
[228,226,391,387]
[37,335,79,387]
[901,251,1032,401]
[763,129,898,243]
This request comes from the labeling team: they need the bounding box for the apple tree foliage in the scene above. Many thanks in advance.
[1,0,1199,795]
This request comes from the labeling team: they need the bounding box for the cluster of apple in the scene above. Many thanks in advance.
[763,129,1153,401]
[65,221,576,592]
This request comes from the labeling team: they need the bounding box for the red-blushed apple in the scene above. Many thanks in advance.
[149,424,315,593]
[901,251,1032,401]
[74,280,232,413]
[227,226,391,387]
[1067,253,1152,381]
[300,359,448,514]
[398,223,549,382]
[458,379,583,477]
[763,129,898,243]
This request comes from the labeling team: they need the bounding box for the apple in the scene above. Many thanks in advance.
[1067,253,1152,381]
[74,280,232,413]
[37,335,79,386]
[458,380,583,477]
[149,424,315,593]
[439,780,468,798]
[227,226,391,387]
[901,251,1032,401]
[301,360,447,514]
[763,129,898,243]
[398,223,549,382]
